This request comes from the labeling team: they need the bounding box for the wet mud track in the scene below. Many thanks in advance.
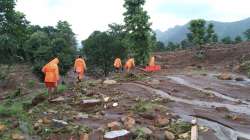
[113,73,250,140]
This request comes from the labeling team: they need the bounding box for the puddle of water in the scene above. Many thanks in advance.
[167,76,250,105]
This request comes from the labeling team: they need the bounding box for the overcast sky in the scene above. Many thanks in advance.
[16,0,250,41]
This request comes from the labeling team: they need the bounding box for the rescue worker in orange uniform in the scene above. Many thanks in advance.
[149,56,155,66]
[114,58,122,72]
[74,56,86,82]
[125,57,135,72]
[42,58,60,100]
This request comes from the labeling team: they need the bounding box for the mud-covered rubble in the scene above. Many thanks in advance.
[15,78,198,140]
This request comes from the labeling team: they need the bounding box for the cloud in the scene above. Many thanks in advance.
[16,0,250,40]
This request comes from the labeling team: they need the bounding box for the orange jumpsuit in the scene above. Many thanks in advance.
[114,58,122,69]
[42,58,59,88]
[125,58,135,72]
[74,58,86,80]
[149,56,155,66]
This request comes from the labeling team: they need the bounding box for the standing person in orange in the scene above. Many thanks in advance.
[74,56,86,82]
[42,58,60,100]
[125,57,135,72]
[114,58,122,72]
[149,56,155,66]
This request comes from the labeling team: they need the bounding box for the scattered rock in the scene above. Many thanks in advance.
[235,77,245,81]
[152,132,165,140]
[34,122,40,129]
[171,89,179,93]
[42,117,51,124]
[74,113,89,120]
[155,115,170,127]
[0,124,6,132]
[149,79,160,85]
[232,115,242,121]
[201,73,207,76]
[104,97,110,102]
[233,65,241,72]
[140,113,155,120]
[104,130,130,139]
[32,94,46,106]
[215,107,229,112]
[51,96,65,102]
[37,119,43,124]
[52,119,68,127]
[140,127,153,135]
[131,127,153,136]
[178,132,190,139]
[121,116,135,129]
[199,126,209,132]
[103,80,117,85]
[48,109,58,114]
[81,99,102,107]
[11,133,25,140]
[217,73,232,80]
[164,130,175,140]
[107,121,122,131]
[112,102,119,107]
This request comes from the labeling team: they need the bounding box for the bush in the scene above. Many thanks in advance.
[240,61,250,77]
[0,103,24,117]
[27,79,35,88]
[57,84,67,94]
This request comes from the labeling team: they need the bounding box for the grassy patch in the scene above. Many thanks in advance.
[169,121,191,134]
[0,103,24,117]
[57,84,67,94]
[133,100,155,113]
[134,128,147,140]
[27,79,36,88]
[0,102,33,139]
[240,60,250,77]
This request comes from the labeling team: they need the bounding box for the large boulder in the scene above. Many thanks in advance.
[217,73,232,80]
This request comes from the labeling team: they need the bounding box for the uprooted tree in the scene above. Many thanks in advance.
[123,0,156,65]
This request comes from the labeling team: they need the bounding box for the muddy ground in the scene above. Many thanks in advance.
[1,42,250,140]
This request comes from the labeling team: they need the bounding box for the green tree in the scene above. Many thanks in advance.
[181,39,193,49]
[0,0,29,63]
[221,36,233,44]
[82,31,126,76]
[24,21,77,79]
[187,20,218,49]
[187,19,206,48]
[206,23,217,43]
[123,0,155,65]
[166,42,180,51]
[153,41,165,52]
[234,36,242,44]
[244,29,250,40]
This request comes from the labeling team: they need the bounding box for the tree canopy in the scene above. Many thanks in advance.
[187,19,218,48]
[123,0,155,65]
[82,30,127,76]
